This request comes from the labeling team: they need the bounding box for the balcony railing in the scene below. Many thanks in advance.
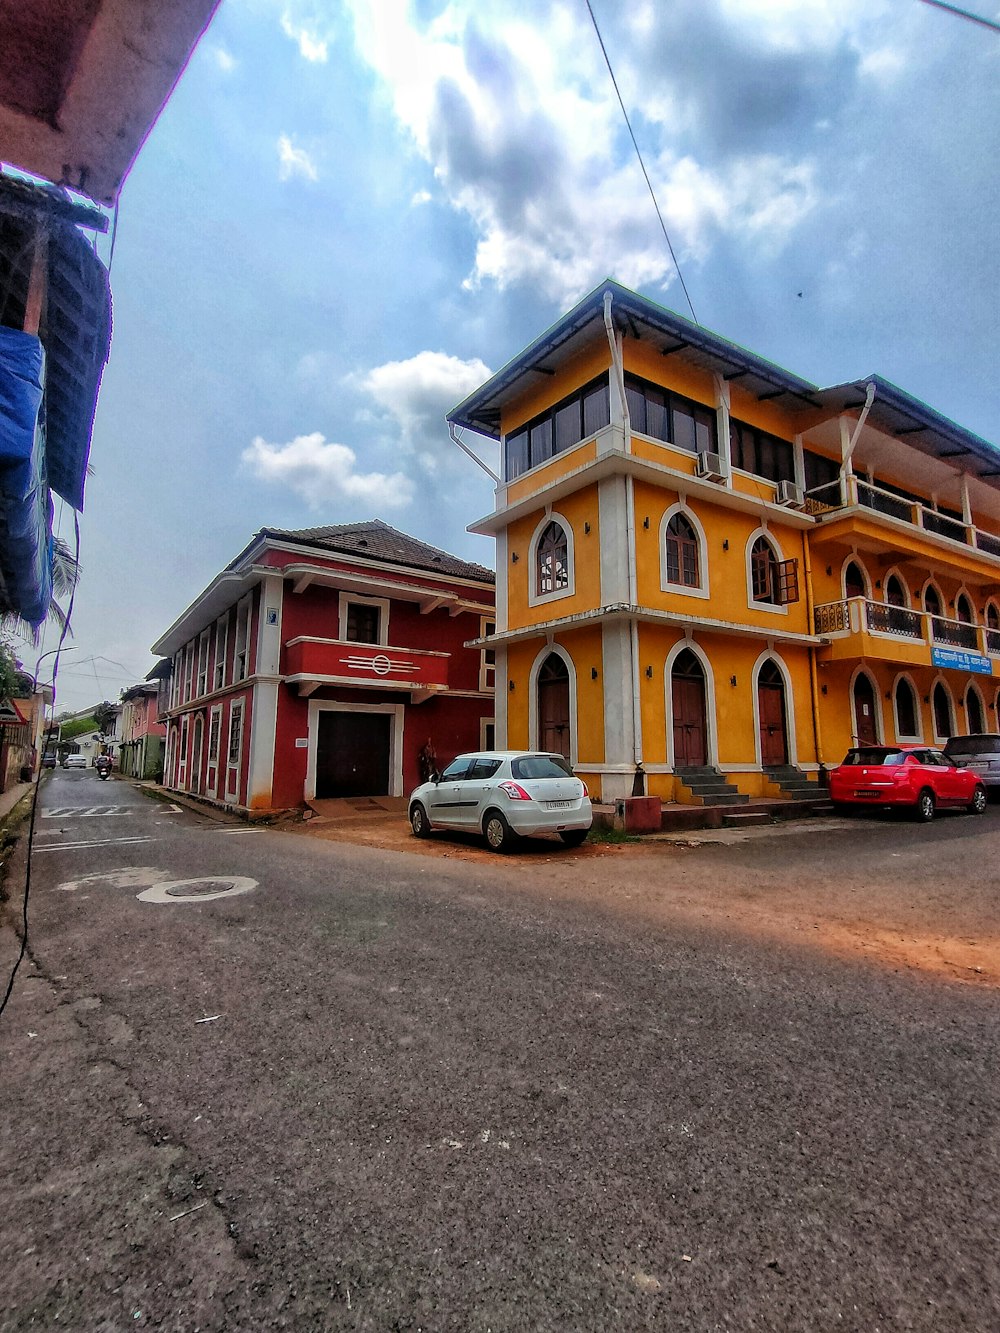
[814,597,992,654]
[283,636,451,689]
[807,474,1000,560]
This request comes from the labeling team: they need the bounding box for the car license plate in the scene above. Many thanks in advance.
[855,790,880,798]
[545,799,572,809]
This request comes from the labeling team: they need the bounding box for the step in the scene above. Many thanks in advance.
[723,811,774,828]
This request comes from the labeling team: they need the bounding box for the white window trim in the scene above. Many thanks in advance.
[882,568,912,607]
[197,629,210,698]
[305,700,405,800]
[479,616,496,692]
[745,527,789,617]
[659,500,709,600]
[338,592,390,646]
[984,598,1000,651]
[750,650,797,768]
[207,703,223,798]
[663,638,718,769]
[227,699,244,798]
[930,676,955,743]
[214,615,229,691]
[921,577,945,616]
[955,585,977,625]
[527,642,578,765]
[234,594,253,683]
[841,554,871,600]
[178,716,189,789]
[891,673,922,743]
[527,511,575,609]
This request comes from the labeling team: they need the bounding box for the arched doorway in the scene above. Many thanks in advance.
[853,673,879,745]
[967,687,986,734]
[844,560,867,600]
[537,654,571,760]
[932,682,954,739]
[190,715,204,796]
[757,660,788,765]
[671,648,708,768]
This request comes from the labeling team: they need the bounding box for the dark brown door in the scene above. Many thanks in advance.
[671,649,707,767]
[757,660,788,765]
[932,683,953,739]
[316,710,391,798]
[190,716,204,795]
[853,674,879,745]
[538,654,571,759]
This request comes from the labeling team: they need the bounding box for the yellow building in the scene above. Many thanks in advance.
[447,281,1000,805]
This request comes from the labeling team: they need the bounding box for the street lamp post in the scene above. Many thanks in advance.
[32,646,77,768]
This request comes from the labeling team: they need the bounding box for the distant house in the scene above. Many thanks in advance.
[118,680,167,780]
[151,521,496,816]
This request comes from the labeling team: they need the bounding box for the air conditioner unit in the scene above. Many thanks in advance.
[777,479,805,508]
[695,451,725,483]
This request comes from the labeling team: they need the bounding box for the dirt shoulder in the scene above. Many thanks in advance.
[290,808,1000,989]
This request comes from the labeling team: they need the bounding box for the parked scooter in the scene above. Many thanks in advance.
[95,755,112,781]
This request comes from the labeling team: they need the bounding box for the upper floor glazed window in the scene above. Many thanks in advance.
[624,373,716,454]
[504,377,610,481]
[731,420,795,485]
[536,520,570,597]
[664,513,700,588]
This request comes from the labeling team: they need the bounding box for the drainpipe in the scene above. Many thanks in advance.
[603,290,644,787]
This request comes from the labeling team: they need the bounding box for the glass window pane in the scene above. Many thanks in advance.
[506,430,529,480]
[625,382,647,434]
[530,418,553,467]
[583,382,610,436]
[672,404,696,452]
[645,387,668,441]
[554,400,581,453]
[694,407,716,455]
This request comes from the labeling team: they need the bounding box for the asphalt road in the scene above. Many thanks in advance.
[1,769,998,1331]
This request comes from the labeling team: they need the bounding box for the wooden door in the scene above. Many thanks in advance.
[757,661,788,765]
[671,649,707,767]
[316,711,391,798]
[853,674,879,745]
[190,716,204,795]
[538,655,571,760]
[932,684,953,739]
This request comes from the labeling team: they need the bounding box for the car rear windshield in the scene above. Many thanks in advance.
[945,735,1000,756]
[511,755,574,780]
[841,748,906,767]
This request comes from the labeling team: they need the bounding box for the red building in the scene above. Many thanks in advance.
[151,521,496,815]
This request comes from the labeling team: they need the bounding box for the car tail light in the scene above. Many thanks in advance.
[580,780,589,798]
[499,781,532,801]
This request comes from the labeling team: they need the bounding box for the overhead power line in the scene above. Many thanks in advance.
[919,0,1000,33]
[584,0,699,325]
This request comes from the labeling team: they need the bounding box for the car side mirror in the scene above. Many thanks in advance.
[431,770,441,784]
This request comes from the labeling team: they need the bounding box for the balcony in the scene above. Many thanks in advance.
[283,636,450,697]
[806,476,1000,580]
[814,597,997,672]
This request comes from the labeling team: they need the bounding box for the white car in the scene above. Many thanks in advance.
[63,754,87,769]
[408,750,593,853]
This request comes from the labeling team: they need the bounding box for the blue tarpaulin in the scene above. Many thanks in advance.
[0,325,51,625]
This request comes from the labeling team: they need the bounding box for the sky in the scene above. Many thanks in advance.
[21,0,1000,712]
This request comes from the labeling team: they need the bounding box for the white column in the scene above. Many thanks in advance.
[246,574,283,811]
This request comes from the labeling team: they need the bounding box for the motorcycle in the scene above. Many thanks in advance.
[95,757,112,781]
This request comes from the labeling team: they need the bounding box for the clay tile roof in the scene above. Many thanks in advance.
[260,519,495,584]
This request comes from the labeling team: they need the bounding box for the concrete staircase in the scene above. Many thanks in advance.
[763,765,823,800]
[674,766,749,806]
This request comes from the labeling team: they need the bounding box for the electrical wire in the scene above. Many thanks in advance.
[584,0,699,325]
[918,0,1000,33]
[0,512,81,1023]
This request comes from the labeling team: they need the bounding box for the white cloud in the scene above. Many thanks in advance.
[342,1,882,304]
[410,189,433,206]
[212,46,237,73]
[277,134,318,182]
[242,434,414,509]
[355,350,493,452]
[280,12,329,62]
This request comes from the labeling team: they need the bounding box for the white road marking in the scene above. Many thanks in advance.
[211,827,264,835]
[42,806,131,818]
[36,837,153,853]
[54,866,259,905]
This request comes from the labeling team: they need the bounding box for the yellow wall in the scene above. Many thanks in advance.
[504,626,606,766]
[506,439,597,506]
[506,485,602,627]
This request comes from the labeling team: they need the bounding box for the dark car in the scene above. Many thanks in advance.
[828,744,986,821]
[943,734,1000,791]
[41,752,57,768]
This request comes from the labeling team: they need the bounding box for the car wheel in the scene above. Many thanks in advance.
[915,789,935,823]
[410,802,432,838]
[970,785,987,816]
[559,829,588,847]
[483,809,517,853]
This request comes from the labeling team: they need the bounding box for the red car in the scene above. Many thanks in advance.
[829,745,986,822]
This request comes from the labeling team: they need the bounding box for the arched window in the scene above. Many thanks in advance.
[750,536,779,604]
[986,603,1000,654]
[885,574,907,607]
[924,584,942,618]
[932,681,954,739]
[894,677,919,740]
[664,513,700,588]
[967,687,986,734]
[536,520,569,597]
[844,560,867,600]
[957,592,975,624]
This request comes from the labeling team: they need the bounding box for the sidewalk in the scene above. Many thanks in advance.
[0,780,35,827]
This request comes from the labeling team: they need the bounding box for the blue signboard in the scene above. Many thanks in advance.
[931,646,993,676]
